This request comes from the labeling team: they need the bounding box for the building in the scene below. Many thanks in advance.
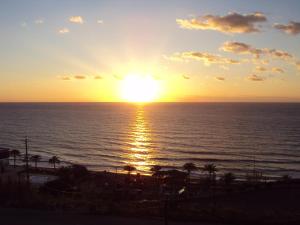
[0,148,10,172]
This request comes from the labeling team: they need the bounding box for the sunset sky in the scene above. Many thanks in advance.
[1,0,300,102]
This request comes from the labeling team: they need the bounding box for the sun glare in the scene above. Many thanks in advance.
[120,74,159,102]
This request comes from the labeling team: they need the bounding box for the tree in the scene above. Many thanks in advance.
[49,156,60,169]
[221,172,236,186]
[183,162,197,184]
[71,164,89,179]
[202,163,218,181]
[10,149,20,168]
[150,165,162,177]
[280,174,291,183]
[183,162,197,176]
[30,155,41,170]
[123,165,136,176]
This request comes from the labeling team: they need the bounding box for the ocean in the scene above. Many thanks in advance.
[0,103,300,178]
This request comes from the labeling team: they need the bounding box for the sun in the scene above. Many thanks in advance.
[120,74,160,102]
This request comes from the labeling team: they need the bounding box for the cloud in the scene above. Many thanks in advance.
[177,12,267,34]
[295,61,300,71]
[256,66,267,72]
[59,76,71,81]
[97,20,103,24]
[35,19,44,24]
[220,41,293,61]
[268,49,293,60]
[272,67,284,73]
[20,22,27,28]
[113,74,123,80]
[94,75,102,80]
[247,74,265,81]
[220,41,264,58]
[274,21,300,35]
[74,75,86,80]
[69,16,84,24]
[167,51,240,65]
[215,76,225,81]
[182,74,190,79]
[58,28,69,34]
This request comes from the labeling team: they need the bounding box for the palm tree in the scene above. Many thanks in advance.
[30,155,41,170]
[49,156,60,169]
[202,163,218,181]
[10,149,20,168]
[123,165,136,176]
[183,162,197,184]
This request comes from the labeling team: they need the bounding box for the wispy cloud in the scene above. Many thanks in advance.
[34,19,44,24]
[248,74,265,81]
[274,21,300,35]
[94,75,102,80]
[59,76,71,81]
[20,22,27,28]
[166,51,240,65]
[74,75,86,80]
[177,12,267,34]
[59,75,102,80]
[58,28,70,34]
[113,74,123,80]
[69,16,84,24]
[272,67,284,73]
[295,61,300,71]
[215,76,225,81]
[182,74,190,79]
[255,66,268,72]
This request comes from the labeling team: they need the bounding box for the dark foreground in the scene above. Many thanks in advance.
[0,208,208,225]
[1,165,300,225]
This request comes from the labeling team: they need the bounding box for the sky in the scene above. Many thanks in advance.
[0,0,300,102]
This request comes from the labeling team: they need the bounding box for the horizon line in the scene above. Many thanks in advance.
[1,101,300,104]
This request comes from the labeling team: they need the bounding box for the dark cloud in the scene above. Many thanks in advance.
[177,12,267,34]
[274,21,300,35]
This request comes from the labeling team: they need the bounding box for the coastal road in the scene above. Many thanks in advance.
[0,208,215,225]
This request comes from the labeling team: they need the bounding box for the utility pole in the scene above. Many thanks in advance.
[164,194,169,225]
[25,136,29,183]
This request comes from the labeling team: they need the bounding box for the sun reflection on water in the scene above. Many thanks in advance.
[126,105,154,174]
